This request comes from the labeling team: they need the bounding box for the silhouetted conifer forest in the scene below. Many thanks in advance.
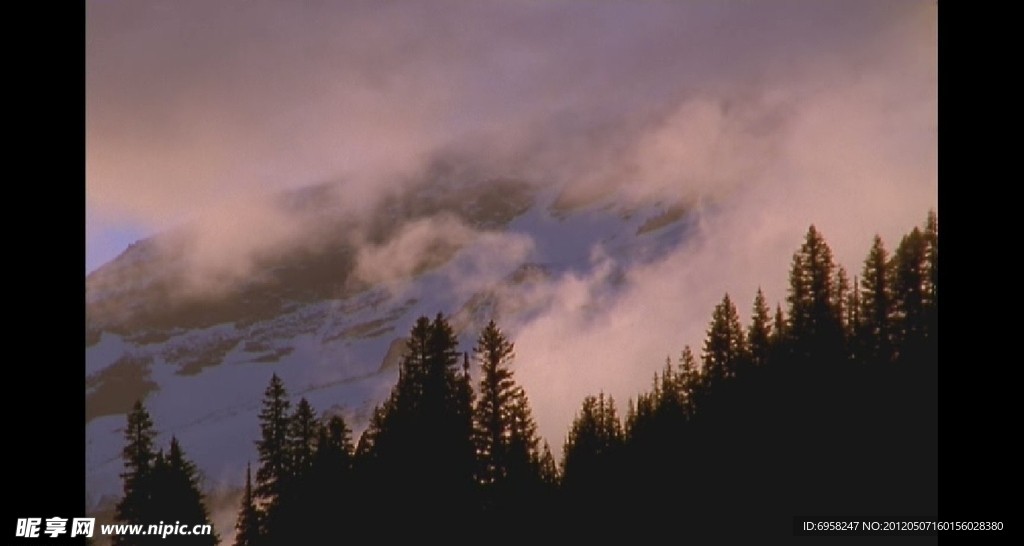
[114,212,938,542]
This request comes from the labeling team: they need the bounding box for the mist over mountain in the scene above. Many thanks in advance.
[86,1,937,532]
[86,175,693,507]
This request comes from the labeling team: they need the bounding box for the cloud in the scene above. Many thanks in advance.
[172,197,313,298]
[87,0,929,228]
[353,215,478,288]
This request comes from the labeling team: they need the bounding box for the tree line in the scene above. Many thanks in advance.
[111,211,937,542]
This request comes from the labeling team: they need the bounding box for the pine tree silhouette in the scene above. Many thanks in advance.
[787,225,844,364]
[269,396,321,545]
[892,226,929,357]
[353,313,475,526]
[288,398,317,478]
[254,374,291,537]
[113,400,157,546]
[562,393,622,490]
[149,437,218,545]
[748,288,772,369]
[235,213,939,541]
[702,293,747,385]
[472,320,542,500]
[233,464,260,546]
[859,235,895,364]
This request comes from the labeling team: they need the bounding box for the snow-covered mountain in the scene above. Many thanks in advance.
[85,177,696,511]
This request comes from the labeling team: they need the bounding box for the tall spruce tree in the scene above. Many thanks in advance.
[702,293,747,384]
[656,358,685,419]
[772,304,787,347]
[892,227,929,355]
[473,320,513,487]
[860,235,895,364]
[505,386,541,484]
[233,464,260,546]
[678,345,701,416]
[288,398,318,479]
[254,374,291,532]
[426,313,476,505]
[787,225,844,363]
[748,288,772,368]
[473,320,538,490]
[114,400,157,546]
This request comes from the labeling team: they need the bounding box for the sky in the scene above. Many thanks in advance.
[87,0,937,452]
